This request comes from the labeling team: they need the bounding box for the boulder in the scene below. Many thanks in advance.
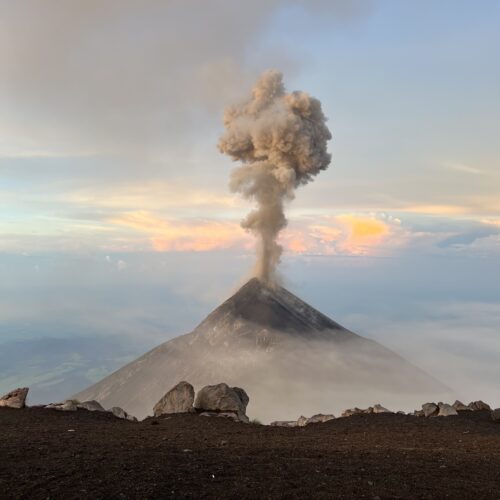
[109,406,137,422]
[452,400,469,411]
[491,409,500,422]
[77,400,105,412]
[0,387,29,409]
[270,421,298,427]
[341,407,364,417]
[199,411,240,421]
[468,401,491,411]
[296,415,308,427]
[437,403,458,417]
[195,383,249,422]
[306,414,335,425]
[422,403,439,417]
[46,400,78,411]
[232,387,250,409]
[373,404,392,414]
[153,381,195,417]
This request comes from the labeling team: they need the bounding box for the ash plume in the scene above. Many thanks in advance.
[218,70,332,284]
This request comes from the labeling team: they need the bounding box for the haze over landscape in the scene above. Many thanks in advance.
[1,0,499,413]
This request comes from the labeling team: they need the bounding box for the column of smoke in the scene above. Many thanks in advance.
[218,70,332,284]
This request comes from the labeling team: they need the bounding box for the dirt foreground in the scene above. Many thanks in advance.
[1,407,500,499]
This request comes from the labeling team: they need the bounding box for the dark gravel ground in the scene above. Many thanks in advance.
[1,407,500,499]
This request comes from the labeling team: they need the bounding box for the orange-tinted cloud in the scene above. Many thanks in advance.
[335,214,390,254]
[110,211,400,256]
[110,211,251,252]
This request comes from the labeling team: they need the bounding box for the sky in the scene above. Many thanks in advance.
[1,0,499,407]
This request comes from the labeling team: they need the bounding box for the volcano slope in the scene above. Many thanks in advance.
[75,278,452,421]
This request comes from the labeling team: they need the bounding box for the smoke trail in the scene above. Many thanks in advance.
[218,70,332,284]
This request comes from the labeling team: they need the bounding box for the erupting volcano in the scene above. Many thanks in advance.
[74,72,451,421]
[75,278,451,421]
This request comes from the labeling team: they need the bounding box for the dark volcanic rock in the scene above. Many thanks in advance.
[0,387,29,409]
[153,381,195,417]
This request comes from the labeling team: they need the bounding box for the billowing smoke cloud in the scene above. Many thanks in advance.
[218,70,332,283]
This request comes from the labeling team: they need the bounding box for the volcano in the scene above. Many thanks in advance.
[74,279,452,421]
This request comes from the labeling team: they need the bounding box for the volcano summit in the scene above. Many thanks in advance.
[75,279,452,421]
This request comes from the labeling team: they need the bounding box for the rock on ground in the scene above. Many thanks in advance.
[491,409,500,422]
[342,405,391,417]
[109,407,137,422]
[468,401,491,411]
[0,387,29,409]
[194,383,249,422]
[422,403,439,417]
[45,400,78,411]
[373,404,392,414]
[270,420,298,427]
[306,414,335,425]
[296,415,308,427]
[77,400,105,412]
[453,400,470,411]
[438,403,458,417]
[341,407,364,417]
[199,411,240,422]
[153,381,195,417]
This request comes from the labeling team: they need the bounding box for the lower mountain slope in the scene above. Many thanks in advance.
[74,279,452,421]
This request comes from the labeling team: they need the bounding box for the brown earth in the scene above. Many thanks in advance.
[1,407,500,499]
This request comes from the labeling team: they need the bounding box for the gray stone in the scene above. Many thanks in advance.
[373,404,392,414]
[58,400,78,411]
[491,409,500,422]
[270,420,298,427]
[296,415,308,427]
[422,403,439,417]
[0,387,29,409]
[199,411,240,421]
[77,400,105,412]
[232,387,250,409]
[452,400,469,411]
[437,403,458,417]
[306,414,335,425]
[195,383,249,422]
[467,400,491,411]
[109,406,137,421]
[153,381,195,417]
[341,407,364,417]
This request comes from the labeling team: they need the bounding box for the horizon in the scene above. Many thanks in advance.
[1,0,499,411]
